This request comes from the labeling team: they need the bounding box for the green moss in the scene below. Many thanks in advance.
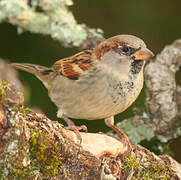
[9,165,33,179]
[29,128,62,178]
[20,107,33,115]
[0,166,9,179]
[122,154,143,178]
[2,81,8,86]
[11,105,19,112]
[122,153,176,180]
[0,80,8,102]
[0,168,3,178]
[11,106,33,115]
[28,124,35,129]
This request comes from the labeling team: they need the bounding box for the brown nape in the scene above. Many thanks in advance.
[94,40,127,60]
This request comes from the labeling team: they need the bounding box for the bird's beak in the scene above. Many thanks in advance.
[132,48,154,60]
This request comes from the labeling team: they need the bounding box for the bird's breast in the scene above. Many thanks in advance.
[49,68,144,120]
[106,73,144,115]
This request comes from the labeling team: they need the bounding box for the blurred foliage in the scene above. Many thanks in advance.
[0,0,181,159]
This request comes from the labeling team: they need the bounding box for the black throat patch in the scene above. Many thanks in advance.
[130,60,144,74]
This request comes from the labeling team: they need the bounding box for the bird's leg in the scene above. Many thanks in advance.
[57,110,87,143]
[62,114,87,132]
[104,116,132,150]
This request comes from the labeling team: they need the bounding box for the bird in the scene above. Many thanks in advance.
[11,34,154,147]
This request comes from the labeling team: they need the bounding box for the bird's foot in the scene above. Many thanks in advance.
[110,124,132,151]
[61,115,87,143]
[105,117,132,151]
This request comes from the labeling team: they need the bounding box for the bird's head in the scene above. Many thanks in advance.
[94,34,154,75]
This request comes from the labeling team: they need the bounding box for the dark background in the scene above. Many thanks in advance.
[0,0,181,160]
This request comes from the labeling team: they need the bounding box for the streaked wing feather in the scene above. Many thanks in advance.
[52,50,94,80]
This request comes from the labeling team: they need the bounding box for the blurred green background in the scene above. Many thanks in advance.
[0,0,181,160]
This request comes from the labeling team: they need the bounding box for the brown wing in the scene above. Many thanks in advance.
[52,50,94,80]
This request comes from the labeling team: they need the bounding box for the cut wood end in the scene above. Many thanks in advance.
[62,129,127,158]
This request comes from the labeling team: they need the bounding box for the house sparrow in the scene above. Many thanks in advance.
[11,35,154,147]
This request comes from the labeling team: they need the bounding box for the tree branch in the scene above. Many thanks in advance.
[0,57,181,179]
[1,1,181,177]
[0,0,104,49]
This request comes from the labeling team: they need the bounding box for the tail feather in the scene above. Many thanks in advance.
[11,63,54,88]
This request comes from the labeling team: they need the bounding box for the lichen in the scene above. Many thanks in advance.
[122,153,177,180]
[7,140,19,156]
[0,140,32,179]
[117,118,155,144]
[29,128,62,178]
[0,0,103,48]
[0,166,9,178]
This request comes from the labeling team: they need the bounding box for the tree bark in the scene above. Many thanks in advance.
[1,1,181,178]
[0,53,181,179]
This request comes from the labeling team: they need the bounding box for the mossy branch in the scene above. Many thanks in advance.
[0,1,181,177]
[0,0,104,49]
[0,62,181,179]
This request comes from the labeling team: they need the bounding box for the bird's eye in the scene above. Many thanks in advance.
[122,46,130,53]
[118,45,135,56]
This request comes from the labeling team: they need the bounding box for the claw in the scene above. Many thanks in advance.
[61,114,88,143]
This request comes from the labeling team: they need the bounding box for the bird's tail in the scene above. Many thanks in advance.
[11,63,54,88]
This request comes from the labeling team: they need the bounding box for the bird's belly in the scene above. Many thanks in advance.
[49,74,143,120]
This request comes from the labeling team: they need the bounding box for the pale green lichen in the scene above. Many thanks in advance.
[89,28,104,38]
[101,161,116,180]
[9,117,16,126]
[22,156,30,167]
[7,140,19,156]
[0,0,27,20]
[0,0,103,48]
[0,108,34,179]
[15,129,21,136]
[0,167,9,178]
[38,0,73,11]
[2,130,13,141]
[117,118,155,144]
